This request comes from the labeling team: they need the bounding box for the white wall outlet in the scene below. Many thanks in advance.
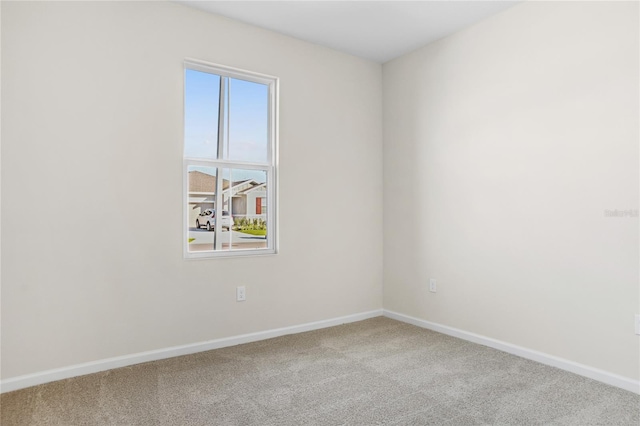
[429,278,437,293]
[635,314,640,335]
[236,286,246,302]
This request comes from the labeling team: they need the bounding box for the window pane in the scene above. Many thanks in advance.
[187,165,217,252]
[228,169,268,250]
[185,70,220,159]
[228,78,269,163]
[188,166,268,252]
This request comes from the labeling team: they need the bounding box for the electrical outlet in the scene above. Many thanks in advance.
[236,286,246,302]
[429,278,437,293]
[635,314,640,335]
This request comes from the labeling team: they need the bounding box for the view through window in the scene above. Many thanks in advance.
[184,61,277,257]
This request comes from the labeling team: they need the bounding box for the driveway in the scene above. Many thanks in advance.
[188,228,267,251]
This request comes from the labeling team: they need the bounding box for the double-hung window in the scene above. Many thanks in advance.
[183,60,278,258]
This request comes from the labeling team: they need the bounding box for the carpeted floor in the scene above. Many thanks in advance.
[1,317,638,425]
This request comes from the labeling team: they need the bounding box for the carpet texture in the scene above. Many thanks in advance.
[1,317,638,425]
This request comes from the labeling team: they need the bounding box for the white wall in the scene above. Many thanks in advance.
[1,1,383,379]
[383,1,639,380]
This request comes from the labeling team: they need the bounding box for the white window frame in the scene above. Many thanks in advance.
[183,59,278,259]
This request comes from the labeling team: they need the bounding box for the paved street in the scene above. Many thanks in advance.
[188,228,267,251]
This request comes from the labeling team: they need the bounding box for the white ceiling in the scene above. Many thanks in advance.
[177,1,521,63]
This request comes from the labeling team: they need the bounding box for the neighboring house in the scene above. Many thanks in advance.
[231,180,267,220]
[188,171,267,227]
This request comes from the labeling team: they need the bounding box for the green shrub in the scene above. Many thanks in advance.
[233,217,267,232]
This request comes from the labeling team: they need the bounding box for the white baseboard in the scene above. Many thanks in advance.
[0,309,383,394]
[383,309,640,395]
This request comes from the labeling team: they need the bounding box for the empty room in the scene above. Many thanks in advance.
[1,0,639,424]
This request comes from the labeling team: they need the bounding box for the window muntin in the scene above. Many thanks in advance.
[184,61,277,258]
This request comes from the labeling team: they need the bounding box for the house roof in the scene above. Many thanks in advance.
[236,182,267,195]
[188,171,266,195]
[188,171,230,193]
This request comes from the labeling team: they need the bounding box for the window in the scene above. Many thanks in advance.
[184,60,278,258]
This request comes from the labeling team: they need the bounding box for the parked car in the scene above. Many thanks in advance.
[195,209,234,231]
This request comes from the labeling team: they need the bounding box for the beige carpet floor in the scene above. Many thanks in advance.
[1,317,638,425]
